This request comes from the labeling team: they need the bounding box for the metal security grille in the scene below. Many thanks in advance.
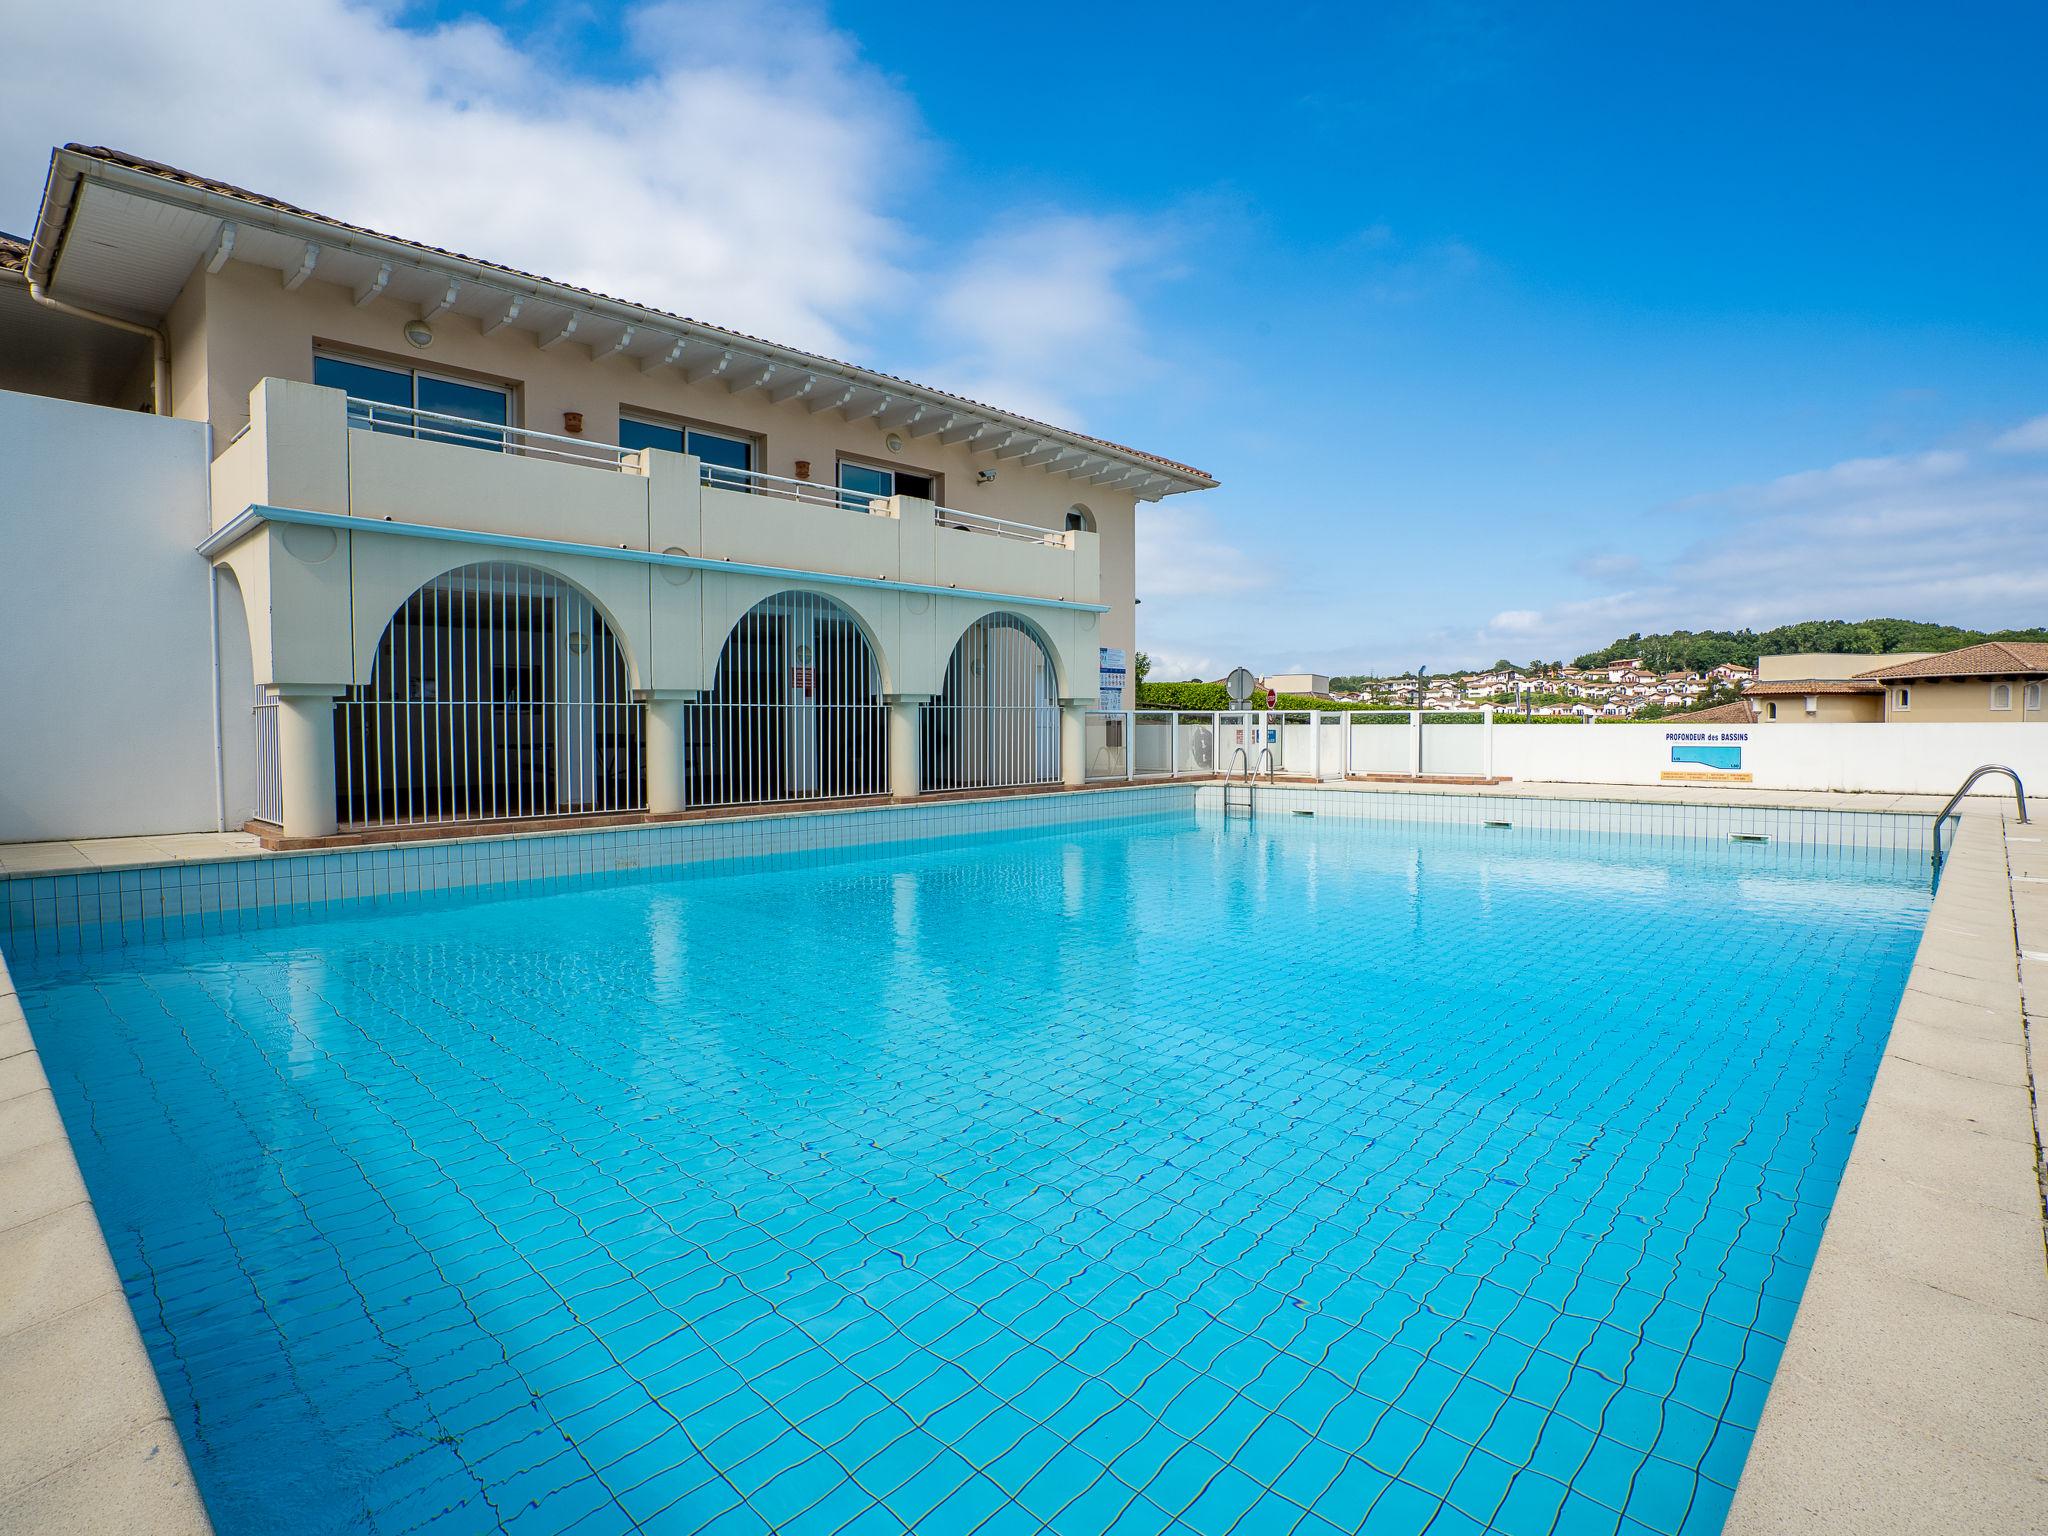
[921,613,1061,791]
[685,591,887,808]
[253,689,282,826]
[336,563,644,828]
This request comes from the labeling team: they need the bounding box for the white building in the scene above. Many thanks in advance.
[1,144,1215,843]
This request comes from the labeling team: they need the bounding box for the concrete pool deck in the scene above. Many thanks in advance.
[0,782,2040,1535]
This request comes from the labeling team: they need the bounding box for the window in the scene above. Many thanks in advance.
[313,353,508,451]
[1065,504,1097,534]
[1895,687,1911,710]
[1990,683,2013,711]
[1765,701,1779,720]
[2027,683,2043,712]
[838,458,935,511]
[619,415,756,491]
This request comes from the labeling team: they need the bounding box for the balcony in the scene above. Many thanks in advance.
[209,378,1099,607]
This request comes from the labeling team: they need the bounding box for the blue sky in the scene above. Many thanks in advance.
[9,1,2046,675]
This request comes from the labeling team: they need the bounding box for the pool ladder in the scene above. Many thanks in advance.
[1225,744,1274,819]
[1930,763,2030,881]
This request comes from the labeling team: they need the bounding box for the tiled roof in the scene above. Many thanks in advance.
[1745,679,1885,696]
[0,234,25,273]
[58,146,1214,486]
[1851,641,2048,680]
[1663,699,1757,723]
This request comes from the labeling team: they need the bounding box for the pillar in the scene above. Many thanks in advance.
[886,695,928,800]
[275,686,341,839]
[1060,699,1090,788]
[642,691,696,815]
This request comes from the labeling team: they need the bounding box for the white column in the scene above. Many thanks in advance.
[1060,700,1090,788]
[887,695,928,800]
[642,691,696,815]
[1482,705,1496,780]
[276,687,341,840]
[1410,709,1424,776]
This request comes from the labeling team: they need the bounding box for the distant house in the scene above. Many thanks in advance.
[1748,642,2048,724]
[1262,672,1331,696]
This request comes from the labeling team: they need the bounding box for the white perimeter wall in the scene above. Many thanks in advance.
[1491,721,2048,798]
[0,389,217,842]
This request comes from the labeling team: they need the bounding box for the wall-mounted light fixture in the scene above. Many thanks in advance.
[885,433,904,455]
[402,320,434,348]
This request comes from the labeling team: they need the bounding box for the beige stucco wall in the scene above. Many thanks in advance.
[1755,693,1885,723]
[1883,678,2048,722]
[1756,652,1934,681]
[169,258,1140,678]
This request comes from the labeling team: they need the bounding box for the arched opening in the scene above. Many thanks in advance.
[687,590,887,807]
[921,612,1061,790]
[1064,504,1096,534]
[335,562,643,828]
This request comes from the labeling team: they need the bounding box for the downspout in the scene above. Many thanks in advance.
[25,276,170,413]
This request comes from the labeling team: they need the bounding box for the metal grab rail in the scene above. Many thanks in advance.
[1931,763,2030,878]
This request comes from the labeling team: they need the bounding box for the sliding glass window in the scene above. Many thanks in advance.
[314,354,509,452]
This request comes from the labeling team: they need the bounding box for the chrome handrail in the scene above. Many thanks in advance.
[1931,763,2029,878]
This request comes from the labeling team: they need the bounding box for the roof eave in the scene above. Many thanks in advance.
[39,146,1218,498]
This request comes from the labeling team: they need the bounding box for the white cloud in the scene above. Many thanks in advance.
[921,214,1164,424]
[1992,414,2048,454]
[1135,502,1269,600]
[1456,418,2048,663]
[0,0,1163,413]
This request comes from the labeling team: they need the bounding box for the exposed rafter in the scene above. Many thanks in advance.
[686,347,733,384]
[767,371,816,405]
[590,323,636,363]
[282,242,318,291]
[352,262,392,308]
[538,312,579,350]
[994,435,1042,461]
[421,278,461,321]
[876,399,924,431]
[481,294,523,335]
[980,430,1020,457]
[938,419,987,447]
[205,222,237,275]
[908,410,955,440]
[1019,445,1072,470]
[810,384,858,415]
[727,360,777,395]
[641,336,688,374]
[846,392,892,422]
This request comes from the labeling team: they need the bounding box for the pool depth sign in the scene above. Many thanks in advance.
[1660,727,1753,784]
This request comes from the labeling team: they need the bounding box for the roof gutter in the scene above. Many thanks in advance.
[23,151,169,413]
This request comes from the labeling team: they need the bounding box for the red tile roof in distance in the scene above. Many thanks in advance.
[1852,641,2048,680]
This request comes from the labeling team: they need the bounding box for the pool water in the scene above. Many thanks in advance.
[17,810,1930,1536]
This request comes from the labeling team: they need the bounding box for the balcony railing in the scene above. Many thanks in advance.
[340,396,1075,545]
[347,398,635,470]
[934,505,1070,546]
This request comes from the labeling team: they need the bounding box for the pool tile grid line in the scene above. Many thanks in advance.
[1723,812,2048,1536]
[0,945,213,1534]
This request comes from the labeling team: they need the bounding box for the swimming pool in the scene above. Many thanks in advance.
[13,797,1931,1535]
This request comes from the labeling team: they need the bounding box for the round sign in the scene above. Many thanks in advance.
[1226,666,1257,707]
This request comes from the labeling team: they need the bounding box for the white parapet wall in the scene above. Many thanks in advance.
[1490,720,2048,797]
[0,389,217,843]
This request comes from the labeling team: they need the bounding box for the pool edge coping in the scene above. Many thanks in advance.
[1724,811,2048,1532]
[0,943,214,1535]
